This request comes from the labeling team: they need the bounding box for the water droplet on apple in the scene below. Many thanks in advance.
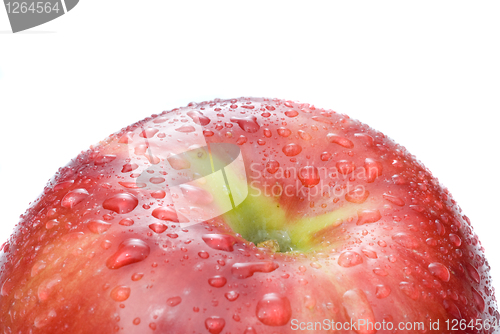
[382,193,405,206]
[110,285,131,301]
[364,158,383,183]
[256,293,292,326]
[205,316,226,334]
[345,186,369,204]
[277,127,291,137]
[167,155,191,170]
[243,327,257,334]
[202,234,237,252]
[320,152,331,161]
[225,290,239,301]
[338,251,363,267]
[327,133,354,148]
[208,276,227,288]
[180,184,213,205]
[187,110,211,125]
[399,281,419,300]
[87,219,112,234]
[133,318,141,325]
[392,233,419,249]
[298,166,320,188]
[471,287,485,312]
[138,128,158,138]
[61,189,89,209]
[106,239,150,269]
[336,160,356,175]
[230,116,260,133]
[34,309,57,328]
[266,160,280,174]
[373,268,388,276]
[31,260,47,277]
[298,130,312,140]
[449,233,462,247]
[342,289,376,332]
[231,261,279,278]
[263,128,272,137]
[38,274,62,301]
[198,251,209,259]
[175,125,196,133]
[149,222,168,234]
[103,193,139,214]
[152,206,179,222]
[282,143,302,157]
[94,154,117,165]
[167,296,182,306]
[465,262,480,284]
[285,109,299,117]
[131,273,144,281]
[428,262,450,282]
[361,249,377,259]
[236,135,248,145]
[356,209,381,225]
[375,284,391,298]
[119,218,134,226]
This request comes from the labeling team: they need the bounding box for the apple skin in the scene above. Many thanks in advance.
[0,97,498,333]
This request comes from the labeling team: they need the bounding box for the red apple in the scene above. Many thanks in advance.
[0,97,498,333]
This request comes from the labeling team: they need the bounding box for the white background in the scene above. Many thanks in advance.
[1,1,499,291]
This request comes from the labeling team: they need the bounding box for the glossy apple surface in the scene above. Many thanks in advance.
[1,97,498,333]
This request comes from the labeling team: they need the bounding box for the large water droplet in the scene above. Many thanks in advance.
[382,193,405,206]
[230,116,260,133]
[180,184,213,205]
[356,209,381,225]
[298,130,312,140]
[364,158,383,183]
[167,296,182,306]
[277,127,291,137]
[106,239,150,269]
[298,166,320,188]
[449,233,462,247]
[187,110,211,125]
[95,154,117,165]
[428,262,450,282]
[149,222,168,234]
[345,186,369,204]
[256,293,292,326]
[208,276,227,288]
[202,234,237,252]
[375,285,391,299]
[34,309,57,328]
[205,316,225,334]
[284,109,298,117]
[266,160,280,174]
[327,133,354,148]
[225,291,239,301]
[342,289,376,333]
[338,251,363,267]
[282,143,302,157]
[61,189,89,209]
[175,125,196,133]
[87,219,112,234]
[38,274,62,301]
[167,155,191,170]
[122,163,139,173]
[236,135,248,145]
[110,285,131,301]
[152,207,180,222]
[103,193,139,214]
[231,261,279,278]
[465,262,480,284]
[471,287,485,312]
[139,128,159,138]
